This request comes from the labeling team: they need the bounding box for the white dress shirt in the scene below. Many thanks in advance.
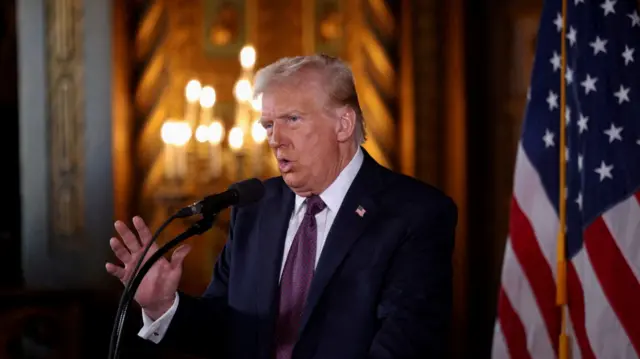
[138,148,364,344]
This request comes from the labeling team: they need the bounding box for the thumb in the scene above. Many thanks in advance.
[170,244,191,269]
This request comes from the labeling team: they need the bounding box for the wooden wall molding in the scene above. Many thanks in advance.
[46,0,86,248]
[19,0,114,288]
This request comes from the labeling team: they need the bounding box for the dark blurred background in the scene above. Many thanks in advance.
[0,0,545,357]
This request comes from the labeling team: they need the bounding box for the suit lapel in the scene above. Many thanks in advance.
[254,181,294,357]
[254,182,294,313]
[299,151,385,333]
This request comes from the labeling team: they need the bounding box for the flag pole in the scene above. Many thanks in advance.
[558,0,570,357]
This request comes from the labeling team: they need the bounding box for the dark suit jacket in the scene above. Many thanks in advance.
[159,149,457,359]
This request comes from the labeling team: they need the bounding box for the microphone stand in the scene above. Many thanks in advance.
[107,212,179,359]
[108,214,217,359]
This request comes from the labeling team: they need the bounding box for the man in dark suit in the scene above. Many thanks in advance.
[106,54,457,359]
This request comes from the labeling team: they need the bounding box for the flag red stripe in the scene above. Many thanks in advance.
[498,287,533,359]
[584,217,640,355]
[566,261,597,359]
[509,198,560,352]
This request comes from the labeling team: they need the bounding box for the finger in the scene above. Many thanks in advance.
[114,220,141,252]
[133,216,155,248]
[109,237,132,263]
[105,262,126,281]
[170,244,191,270]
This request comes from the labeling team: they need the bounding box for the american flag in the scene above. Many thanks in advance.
[492,0,640,358]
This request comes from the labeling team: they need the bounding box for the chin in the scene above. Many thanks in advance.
[281,172,298,185]
[282,172,306,191]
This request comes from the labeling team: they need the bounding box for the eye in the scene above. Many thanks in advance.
[261,121,272,129]
[287,115,300,122]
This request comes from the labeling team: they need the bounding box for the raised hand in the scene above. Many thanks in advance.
[105,216,191,320]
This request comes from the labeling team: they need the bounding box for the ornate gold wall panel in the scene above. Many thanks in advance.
[398,0,415,176]
[46,0,85,247]
[368,0,394,38]
[344,0,397,168]
[356,0,397,169]
[132,0,170,223]
[301,0,400,169]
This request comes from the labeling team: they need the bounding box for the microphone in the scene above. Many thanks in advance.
[175,178,265,218]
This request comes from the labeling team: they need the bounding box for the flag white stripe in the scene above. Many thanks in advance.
[491,321,510,359]
[501,239,556,359]
[601,195,640,284]
[572,247,639,359]
[513,144,559,278]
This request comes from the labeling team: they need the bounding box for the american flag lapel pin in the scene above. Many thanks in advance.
[355,205,366,217]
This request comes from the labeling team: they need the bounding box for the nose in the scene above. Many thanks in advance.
[268,122,282,148]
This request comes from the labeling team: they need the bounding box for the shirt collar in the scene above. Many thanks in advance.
[293,147,364,215]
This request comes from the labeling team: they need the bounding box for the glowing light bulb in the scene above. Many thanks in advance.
[234,79,252,102]
[251,121,267,144]
[208,121,224,145]
[161,121,178,144]
[239,45,256,69]
[228,126,244,151]
[199,86,216,108]
[174,122,192,146]
[195,124,210,143]
[185,79,202,103]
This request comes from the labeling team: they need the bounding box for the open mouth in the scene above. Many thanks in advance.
[278,158,293,172]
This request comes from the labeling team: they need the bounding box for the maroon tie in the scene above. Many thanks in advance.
[274,195,326,359]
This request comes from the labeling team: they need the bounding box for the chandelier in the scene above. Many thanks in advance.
[159,45,270,192]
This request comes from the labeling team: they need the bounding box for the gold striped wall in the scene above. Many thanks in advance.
[301,0,407,170]
[131,0,170,224]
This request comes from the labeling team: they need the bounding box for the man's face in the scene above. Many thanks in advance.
[260,79,341,195]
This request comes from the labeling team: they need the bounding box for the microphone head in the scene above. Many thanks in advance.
[228,178,265,207]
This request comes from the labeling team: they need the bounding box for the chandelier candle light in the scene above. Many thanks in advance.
[194,85,224,179]
[207,119,225,179]
[234,45,257,133]
[160,44,267,184]
[184,80,201,129]
[250,94,266,176]
[161,119,192,181]
[231,45,267,178]
[228,125,244,179]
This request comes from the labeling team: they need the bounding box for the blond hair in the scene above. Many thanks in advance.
[253,54,366,144]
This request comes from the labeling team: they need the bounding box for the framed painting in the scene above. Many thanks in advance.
[303,0,344,56]
[203,0,249,56]
[314,0,343,56]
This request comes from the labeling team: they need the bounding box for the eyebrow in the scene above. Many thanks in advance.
[262,109,307,119]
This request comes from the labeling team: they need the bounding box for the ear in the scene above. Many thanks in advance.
[335,106,357,143]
